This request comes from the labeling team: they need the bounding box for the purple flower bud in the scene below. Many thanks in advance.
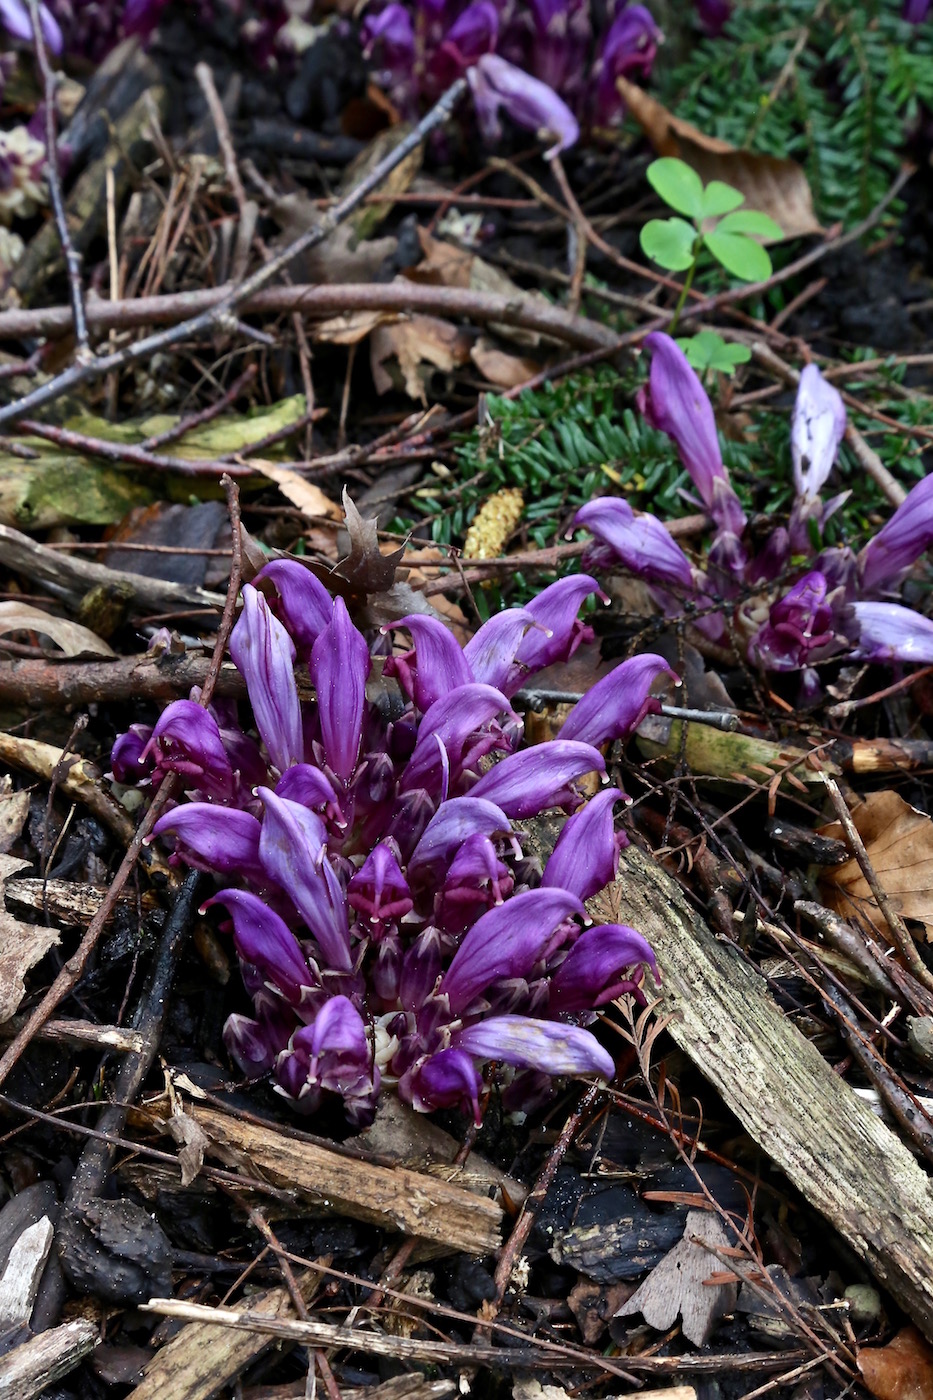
[400,683,515,794]
[903,0,931,21]
[469,741,607,818]
[207,888,314,1007]
[441,888,584,1014]
[110,724,154,785]
[637,333,747,540]
[441,1,499,69]
[310,598,371,782]
[453,1015,614,1079]
[574,498,696,591]
[594,4,662,124]
[277,996,379,1124]
[858,474,933,594]
[462,607,536,689]
[560,654,678,747]
[230,585,304,775]
[791,364,846,502]
[549,924,658,1013]
[407,796,511,886]
[383,614,472,713]
[360,1,415,61]
[405,1048,482,1121]
[852,602,933,664]
[254,559,334,658]
[751,571,847,672]
[144,700,236,802]
[695,0,731,35]
[542,788,628,901]
[399,925,443,1009]
[257,788,352,971]
[348,842,413,926]
[467,53,580,158]
[225,1004,295,1076]
[151,804,264,879]
[438,832,512,930]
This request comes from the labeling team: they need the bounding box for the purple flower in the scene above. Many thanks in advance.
[750,571,848,672]
[594,4,662,124]
[637,333,747,542]
[462,606,536,689]
[348,842,413,927]
[903,0,931,20]
[542,788,628,901]
[257,788,352,971]
[549,924,657,1013]
[467,53,580,157]
[150,805,264,880]
[560,654,678,747]
[230,586,304,775]
[453,1016,614,1078]
[0,0,62,50]
[206,888,317,1009]
[275,997,379,1125]
[469,741,607,817]
[407,795,511,886]
[400,682,516,794]
[575,498,697,591]
[791,365,846,503]
[858,474,933,594]
[383,614,472,713]
[143,700,237,803]
[110,724,154,785]
[361,1,414,61]
[254,559,334,659]
[852,602,933,664]
[505,575,606,694]
[406,1047,482,1120]
[310,598,371,783]
[695,0,731,35]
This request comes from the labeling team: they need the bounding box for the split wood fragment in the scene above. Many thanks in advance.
[0,1319,98,1399]
[601,847,933,1338]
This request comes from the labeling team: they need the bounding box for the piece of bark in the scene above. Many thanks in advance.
[595,848,933,1337]
[0,655,242,710]
[5,879,159,929]
[0,1222,53,1328]
[0,1319,98,1398]
[153,1100,503,1255]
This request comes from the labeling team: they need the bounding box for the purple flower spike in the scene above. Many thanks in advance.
[467,53,580,157]
[638,333,746,540]
[852,602,933,664]
[505,575,606,694]
[230,586,304,775]
[257,788,352,971]
[594,5,662,124]
[145,700,236,802]
[401,683,515,793]
[383,615,472,713]
[207,889,313,1006]
[560,655,678,748]
[441,887,584,1014]
[348,843,413,926]
[454,1015,614,1079]
[575,498,696,591]
[406,1048,482,1121]
[0,0,63,50]
[254,559,334,658]
[858,474,933,593]
[463,607,536,689]
[543,788,628,901]
[310,598,371,783]
[549,924,658,1013]
[792,365,846,502]
[469,741,607,818]
[278,997,379,1124]
[152,804,264,879]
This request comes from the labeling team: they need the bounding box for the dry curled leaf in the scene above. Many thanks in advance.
[370,314,472,402]
[819,791,933,943]
[0,854,59,1023]
[859,1325,933,1400]
[252,463,342,521]
[0,600,115,657]
[616,76,822,241]
[613,1209,737,1346]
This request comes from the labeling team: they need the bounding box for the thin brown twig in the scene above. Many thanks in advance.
[17,417,255,478]
[140,363,258,450]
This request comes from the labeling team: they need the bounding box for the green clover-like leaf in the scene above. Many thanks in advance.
[703,229,773,281]
[645,158,705,221]
[700,181,745,219]
[676,330,752,376]
[640,217,697,272]
[715,209,784,240]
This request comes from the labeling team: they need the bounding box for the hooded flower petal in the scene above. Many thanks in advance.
[383,614,473,713]
[791,364,847,501]
[151,804,263,878]
[348,842,413,926]
[0,0,62,50]
[542,788,627,901]
[637,332,747,539]
[257,788,352,971]
[467,53,579,158]
[440,887,584,1014]
[254,559,334,657]
[405,1047,481,1121]
[453,1015,614,1078]
[230,585,304,774]
[501,575,605,696]
[407,795,511,884]
[274,764,342,823]
[462,607,536,689]
[469,741,606,818]
[110,724,154,785]
[852,602,933,664]
[575,498,696,590]
[400,683,515,793]
[206,888,313,1005]
[310,597,371,782]
[858,473,933,593]
[549,924,658,1013]
[144,700,236,801]
[593,4,662,123]
[560,655,677,747]
[278,996,379,1124]
[750,571,848,672]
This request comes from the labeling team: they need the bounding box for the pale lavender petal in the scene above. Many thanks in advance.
[254,559,334,656]
[463,607,536,689]
[383,614,472,713]
[310,597,370,782]
[574,498,696,590]
[560,655,678,747]
[469,741,606,818]
[542,788,627,901]
[257,787,351,970]
[852,602,933,663]
[453,1015,615,1078]
[548,924,658,1013]
[230,585,304,773]
[792,364,846,501]
[467,53,579,157]
[440,887,584,1014]
[858,474,933,593]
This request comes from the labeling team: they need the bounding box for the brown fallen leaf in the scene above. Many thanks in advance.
[312,307,394,346]
[370,314,472,402]
[613,1208,737,1346]
[616,76,822,240]
[859,1325,933,1400]
[0,854,59,1023]
[251,462,342,521]
[411,229,550,347]
[0,600,115,657]
[819,791,933,943]
[470,337,541,389]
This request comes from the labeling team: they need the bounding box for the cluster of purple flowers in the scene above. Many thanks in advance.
[575,333,933,696]
[113,568,671,1126]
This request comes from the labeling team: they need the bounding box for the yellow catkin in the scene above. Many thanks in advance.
[462,487,524,560]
